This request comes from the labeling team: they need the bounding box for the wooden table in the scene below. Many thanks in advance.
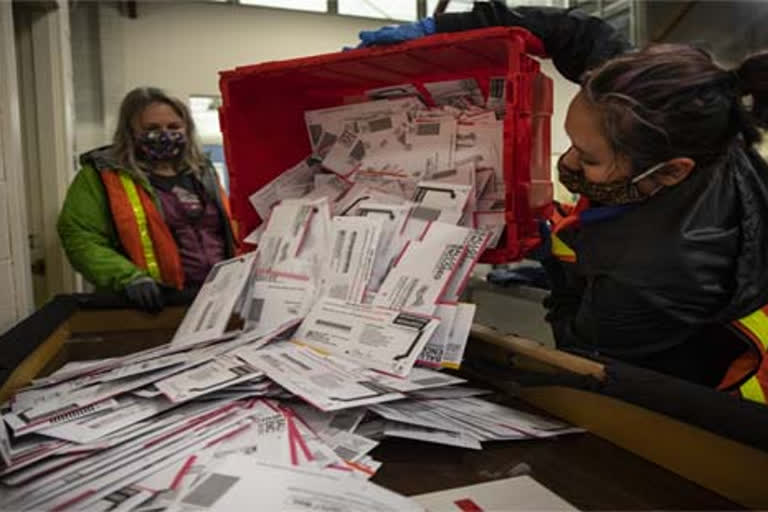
[0,298,762,510]
[372,422,740,510]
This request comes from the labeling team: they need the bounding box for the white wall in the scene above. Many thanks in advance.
[70,1,578,194]
[71,1,386,153]
[0,1,34,330]
[540,59,580,202]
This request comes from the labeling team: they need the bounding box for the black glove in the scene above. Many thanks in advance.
[125,277,164,313]
[436,2,632,83]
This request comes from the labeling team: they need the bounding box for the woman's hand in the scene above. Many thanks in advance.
[125,276,165,313]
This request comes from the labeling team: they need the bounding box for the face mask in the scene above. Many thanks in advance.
[557,155,666,206]
[136,130,186,162]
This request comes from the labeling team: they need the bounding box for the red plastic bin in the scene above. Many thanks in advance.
[219,27,553,263]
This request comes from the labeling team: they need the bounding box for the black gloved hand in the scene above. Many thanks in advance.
[125,277,164,313]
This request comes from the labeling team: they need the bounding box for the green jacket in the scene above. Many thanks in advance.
[57,146,235,292]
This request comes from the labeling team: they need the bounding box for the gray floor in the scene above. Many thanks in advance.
[464,265,555,348]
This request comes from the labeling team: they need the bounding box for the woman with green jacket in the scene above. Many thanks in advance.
[58,87,236,312]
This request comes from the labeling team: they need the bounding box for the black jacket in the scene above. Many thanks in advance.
[437,2,768,386]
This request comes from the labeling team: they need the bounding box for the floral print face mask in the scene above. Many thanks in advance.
[136,130,186,162]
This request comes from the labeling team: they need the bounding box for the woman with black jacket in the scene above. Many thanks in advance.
[359,2,768,402]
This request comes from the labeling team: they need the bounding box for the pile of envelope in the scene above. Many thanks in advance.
[247,77,510,251]
[0,78,580,511]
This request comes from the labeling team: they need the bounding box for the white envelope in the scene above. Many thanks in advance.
[255,200,315,270]
[36,395,177,444]
[411,181,472,226]
[440,302,476,369]
[374,223,470,315]
[175,456,424,512]
[486,75,507,117]
[351,201,413,292]
[296,297,440,377]
[325,216,382,303]
[424,78,484,108]
[322,128,366,177]
[244,277,316,337]
[1,416,14,466]
[441,229,492,303]
[154,353,265,404]
[474,209,506,248]
[361,366,465,393]
[414,476,579,511]
[238,342,404,412]
[418,304,458,367]
[382,421,482,450]
[248,158,315,221]
[172,253,257,348]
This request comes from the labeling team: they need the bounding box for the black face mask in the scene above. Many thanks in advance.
[557,154,666,206]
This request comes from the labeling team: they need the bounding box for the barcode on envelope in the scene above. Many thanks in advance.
[349,140,365,161]
[103,486,141,506]
[182,474,239,508]
[414,376,450,386]
[338,129,357,148]
[334,445,358,461]
[195,302,214,332]
[281,353,313,371]
[343,231,358,274]
[329,413,359,431]
[420,345,443,363]
[416,123,440,136]
[205,304,223,330]
[318,132,337,150]
[248,298,265,323]
[368,117,393,132]
[316,319,353,332]
[444,344,462,357]
[333,230,346,264]
[186,364,219,383]
[394,312,430,330]
[49,402,106,424]
[432,169,458,180]
[411,206,441,222]
[490,77,505,99]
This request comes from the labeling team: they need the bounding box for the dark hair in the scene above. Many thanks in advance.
[582,44,768,175]
[111,86,207,177]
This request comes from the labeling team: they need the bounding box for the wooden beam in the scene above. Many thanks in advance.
[519,385,768,510]
[0,321,69,402]
[470,324,606,379]
[68,306,188,334]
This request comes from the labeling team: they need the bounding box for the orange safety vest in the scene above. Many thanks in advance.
[100,170,186,289]
[549,199,768,406]
[721,310,768,404]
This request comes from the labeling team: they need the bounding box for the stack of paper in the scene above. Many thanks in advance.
[0,76,577,511]
[413,475,579,511]
[248,77,508,250]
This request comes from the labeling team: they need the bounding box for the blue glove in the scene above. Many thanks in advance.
[358,17,436,47]
[527,219,553,263]
[487,265,550,290]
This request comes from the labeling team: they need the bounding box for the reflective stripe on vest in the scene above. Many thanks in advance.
[732,308,768,404]
[118,173,161,282]
[551,232,576,262]
[740,375,767,403]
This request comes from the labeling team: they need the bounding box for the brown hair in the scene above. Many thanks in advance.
[582,44,768,175]
[111,86,207,177]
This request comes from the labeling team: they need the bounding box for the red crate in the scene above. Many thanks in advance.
[219,27,552,263]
